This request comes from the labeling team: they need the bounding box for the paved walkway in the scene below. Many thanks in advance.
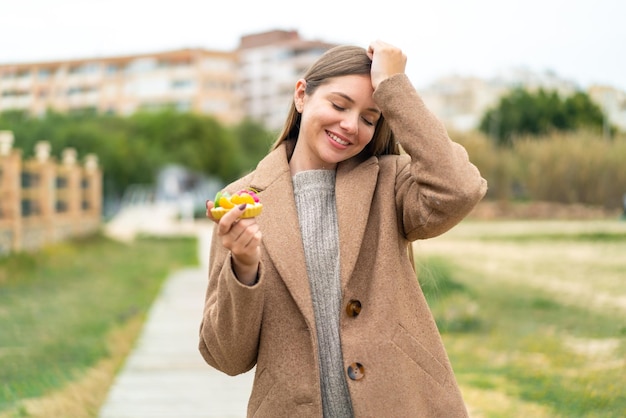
[99,223,255,418]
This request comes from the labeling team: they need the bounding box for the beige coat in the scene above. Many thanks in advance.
[199,74,488,417]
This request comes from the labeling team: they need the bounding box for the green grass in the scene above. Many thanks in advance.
[415,220,626,418]
[477,231,626,243]
[0,233,197,414]
[3,219,625,417]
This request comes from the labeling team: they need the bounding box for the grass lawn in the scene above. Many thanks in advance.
[415,219,626,418]
[2,218,625,417]
[0,233,198,417]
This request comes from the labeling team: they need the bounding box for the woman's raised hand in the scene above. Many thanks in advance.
[367,40,407,90]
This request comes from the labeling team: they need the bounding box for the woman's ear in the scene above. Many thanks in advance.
[294,79,306,113]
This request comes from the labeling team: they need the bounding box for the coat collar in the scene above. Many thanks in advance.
[247,142,379,326]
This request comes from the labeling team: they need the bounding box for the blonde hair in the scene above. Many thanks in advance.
[271,45,399,157]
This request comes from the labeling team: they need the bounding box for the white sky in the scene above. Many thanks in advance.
[2,0,625,90]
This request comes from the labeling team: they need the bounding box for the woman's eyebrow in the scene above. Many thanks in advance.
[331,92,381,115]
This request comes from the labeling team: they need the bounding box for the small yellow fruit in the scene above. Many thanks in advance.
[232,193,255,205]
[218,196,234,209]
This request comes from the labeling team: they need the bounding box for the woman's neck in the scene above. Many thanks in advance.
[289,141,337,175]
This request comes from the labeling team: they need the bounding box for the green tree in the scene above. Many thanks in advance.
[563,91,605,130]
[127,110,242,182]
[0,109,273,202]
[479,87,607,146]
[230,117,275,173]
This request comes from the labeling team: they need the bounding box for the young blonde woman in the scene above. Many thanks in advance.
[200,40,487,417]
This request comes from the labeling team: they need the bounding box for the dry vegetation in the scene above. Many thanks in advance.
[456,130,626,211]
[414,215,626,417]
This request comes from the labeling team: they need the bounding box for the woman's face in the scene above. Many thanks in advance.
[291,74,380,173]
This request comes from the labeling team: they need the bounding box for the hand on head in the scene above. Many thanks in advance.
[367,40,407,90]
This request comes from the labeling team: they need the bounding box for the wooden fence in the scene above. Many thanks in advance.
[0,130,102,255]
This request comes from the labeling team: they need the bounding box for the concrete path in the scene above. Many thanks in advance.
[98,223,255,418]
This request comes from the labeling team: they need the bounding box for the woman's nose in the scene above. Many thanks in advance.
[339,112,359,134]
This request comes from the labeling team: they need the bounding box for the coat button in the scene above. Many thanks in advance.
[346,300,362,317]
[347,362,365,380]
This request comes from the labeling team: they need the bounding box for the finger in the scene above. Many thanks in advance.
[206,200,219,223]
[367,40,382,58]
[240,226,262,249]
[217,204,247,236]
[231,226,262,262]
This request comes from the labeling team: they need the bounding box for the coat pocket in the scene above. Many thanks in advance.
[391,324,448,387]
[249,367,276,417]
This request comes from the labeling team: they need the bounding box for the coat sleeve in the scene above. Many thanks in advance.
[198,228,265,376]
[373,74,488,240]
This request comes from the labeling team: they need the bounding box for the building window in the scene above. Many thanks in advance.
[21,199,40,217]
[38,68,51,80]
[106,64,120,75]
[2,89,29,98]
[55,200,68,213]
[56,176,68,189]
[68,63,100,75]
[171,79,194,90]
[21,172,40,188]
[126,58,157,74]
[66,85,98,96]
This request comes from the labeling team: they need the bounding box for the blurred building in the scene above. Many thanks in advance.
[1,30,624,133]
[0,30,334,131]
[237,30,336,131]
[0,48,243,124]
[419,68,581,132]
[587,85,626,132]
[419,75,507,132]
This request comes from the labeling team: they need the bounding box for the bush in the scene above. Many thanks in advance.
[479,88,606,146]
[455,130,626,210]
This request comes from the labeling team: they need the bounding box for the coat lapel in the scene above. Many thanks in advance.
[248,145,315,327]
[335,156,379,289]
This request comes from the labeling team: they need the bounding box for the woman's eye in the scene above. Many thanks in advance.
[362,117,375,127]
[331,103,345,111]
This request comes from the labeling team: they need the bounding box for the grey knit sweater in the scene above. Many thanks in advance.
[292,170,354,418]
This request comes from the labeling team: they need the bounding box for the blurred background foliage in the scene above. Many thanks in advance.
[479,87,609,146]
[1,86,625,212]
[0,109,274,203]
[457,129,626,210]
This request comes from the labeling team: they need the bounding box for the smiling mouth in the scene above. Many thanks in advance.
[327,130,350,146]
